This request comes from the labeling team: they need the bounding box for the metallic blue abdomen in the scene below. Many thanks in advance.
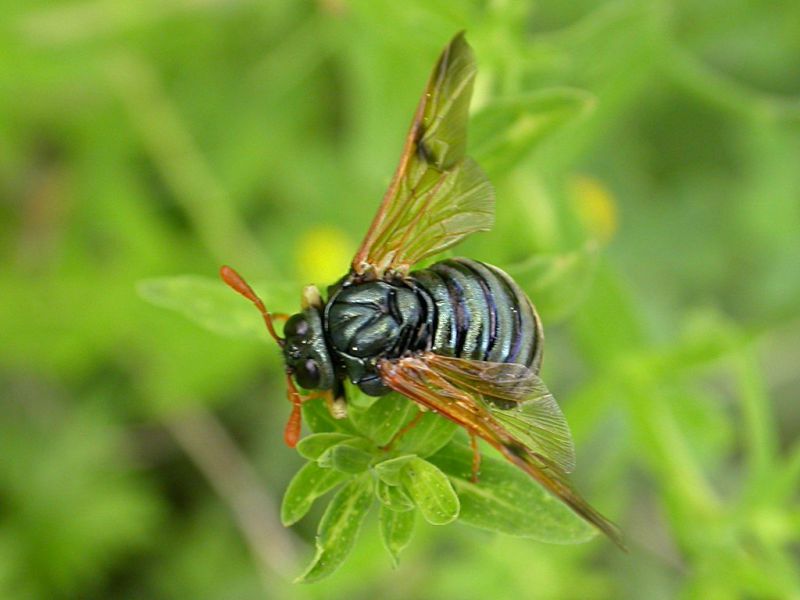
[413,258,542,372]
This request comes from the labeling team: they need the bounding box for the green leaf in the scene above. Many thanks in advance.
[379,504,416,568]
[322,444,374,474]
[137,275,296,342]
[280,462,350,526]
[350,394,413,446]
[470,88,594,177]
[429,442,596,543]
[376,480,415,512]
[400,457,460,526]
[296,474,374,583]
[315,437,374,471]
[374,455,416,486]
[296,433,357,461]
[505,245,599,323]
[393,411,458,457]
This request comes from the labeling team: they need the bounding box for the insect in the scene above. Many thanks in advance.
[221,32,623,547]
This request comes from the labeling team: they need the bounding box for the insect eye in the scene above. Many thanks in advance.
[295,359,320,390]
[284,314,309,339]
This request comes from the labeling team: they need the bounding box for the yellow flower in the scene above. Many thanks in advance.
[570,175,618,245]
[295,226,354,285]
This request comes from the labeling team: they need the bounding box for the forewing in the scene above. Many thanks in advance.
[378,355,623,547]
[382,353,576,474]
[425,354,575,472]
[352,32,495,278]
[378,355,477,413]
[489,398,575,473]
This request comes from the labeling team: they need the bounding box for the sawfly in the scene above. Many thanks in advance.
[222,32,623,547]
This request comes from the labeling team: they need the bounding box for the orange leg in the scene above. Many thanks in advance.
[381,409,425,451]
[283,375,328,448]
[469,433,481,483]
[283,375,304,448]
[322,389,346,419]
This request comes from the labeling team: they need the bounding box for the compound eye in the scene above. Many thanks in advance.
[295,359,320,390]
[283,314,309,339]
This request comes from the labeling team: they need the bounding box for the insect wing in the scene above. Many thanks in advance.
[352,32,495,278]
[379,353,576,475]
[377,354,623,548]
[425,354,576,473]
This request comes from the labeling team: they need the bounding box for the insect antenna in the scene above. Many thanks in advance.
[219,265,285,346]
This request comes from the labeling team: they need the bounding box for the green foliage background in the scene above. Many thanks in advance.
[2,0,800,598]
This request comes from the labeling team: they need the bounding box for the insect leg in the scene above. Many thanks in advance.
[380,408,425,451]
[283,375,305,448]
[469,433,481,483]
[283,376,331,447]
[284,379,340,447]
[324,385,348,420]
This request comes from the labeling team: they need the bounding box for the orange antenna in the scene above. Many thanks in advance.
[219,265,284,346]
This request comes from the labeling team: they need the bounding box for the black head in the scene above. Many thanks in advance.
[282,308,335,391]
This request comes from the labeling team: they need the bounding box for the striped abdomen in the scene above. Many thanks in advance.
[412,258,543,373]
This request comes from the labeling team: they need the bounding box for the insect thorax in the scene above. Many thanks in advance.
[324,279,434,396]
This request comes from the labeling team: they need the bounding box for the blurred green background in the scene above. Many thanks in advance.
[2,0,800,598]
